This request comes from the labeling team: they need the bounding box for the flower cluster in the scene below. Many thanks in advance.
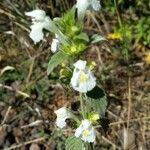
[54,59,97,143]
[25,0,102,145]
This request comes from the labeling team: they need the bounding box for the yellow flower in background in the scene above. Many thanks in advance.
[107,32,122,40]
[144,53,150,64]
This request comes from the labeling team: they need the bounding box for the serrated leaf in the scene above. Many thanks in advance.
[86,86,107,116]
[47,51,68,75]
[91,34,106,44]
[65,136,84,150]
[88,96,107,116]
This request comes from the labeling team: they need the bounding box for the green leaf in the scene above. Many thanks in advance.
[91,34,106,44]
[86,86,107,116]
[74,32,89,42]
[47,51,68,75]
[65,136,84,150]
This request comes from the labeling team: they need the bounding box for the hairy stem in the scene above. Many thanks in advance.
[79,93,86,119]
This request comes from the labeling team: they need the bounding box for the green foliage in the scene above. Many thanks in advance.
[117,24,132,41]
[47,51,69,75]
[54,8,89,56]
[135,17,150,45]
[103,0,116,14]
[0,69,25,83]
[86,86,107,116]
[55,8,82,39]
[59,68,72,84]
[115,23,132,61]
[104,0,150,15]
[74,32,89,42]
[61,42,87,56]
[65,136,84,150]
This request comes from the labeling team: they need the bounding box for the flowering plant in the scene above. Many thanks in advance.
[25,0,107,149]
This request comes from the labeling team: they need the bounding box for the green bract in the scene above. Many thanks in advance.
[54,8,82,39]
[61,42,87,56]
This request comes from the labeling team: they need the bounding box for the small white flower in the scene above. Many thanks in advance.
[71,60,96,93]
[25,9,52,44]
[51,34,60,53]
[75,119,96,143]
[54,107,72,129]
[76,0,101,20]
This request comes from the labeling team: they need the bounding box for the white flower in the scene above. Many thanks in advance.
[51,38,59,53]
[51,34,60,53]
[75,119,96,143]
[54,107,73,129]
[25,9,53,44]
[91,0,101,11]
[76,0,101,20]
[71,60,96,93]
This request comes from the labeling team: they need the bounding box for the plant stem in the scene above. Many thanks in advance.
[88,143,95,150]
[113,0,122,27]
[113,0,129,62]
[79,93,86,119]
[81,94,95,150]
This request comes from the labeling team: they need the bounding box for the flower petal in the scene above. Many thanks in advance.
[74,60,87,70]
[54,107,72,128]
[76,0,101,21]
[91,0,101,11]
[56,118,67,129]
[75,125,83,137]
[76,0,89,21]
[74,119,96,143]
[82,119,92,128]
[71,60,96,93]
[29,23,44,44]
[51,38,59,53]
[25,9,46,20]
[71,69,80,87]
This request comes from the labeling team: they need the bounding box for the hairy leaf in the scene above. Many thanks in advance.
[86,86,107,116]
[65,136,84,150]
[47,51,68,75]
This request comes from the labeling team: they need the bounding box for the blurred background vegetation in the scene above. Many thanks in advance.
[0,0,150,150]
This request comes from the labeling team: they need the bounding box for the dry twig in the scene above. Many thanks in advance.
[3,137,46,150]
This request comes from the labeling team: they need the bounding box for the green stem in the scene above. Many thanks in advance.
[113,0,122,27]
[88,143,95,150]
[72,114,80,124]
[79,93,86,119]
[113,0,129,62]
[84,93,90,114]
